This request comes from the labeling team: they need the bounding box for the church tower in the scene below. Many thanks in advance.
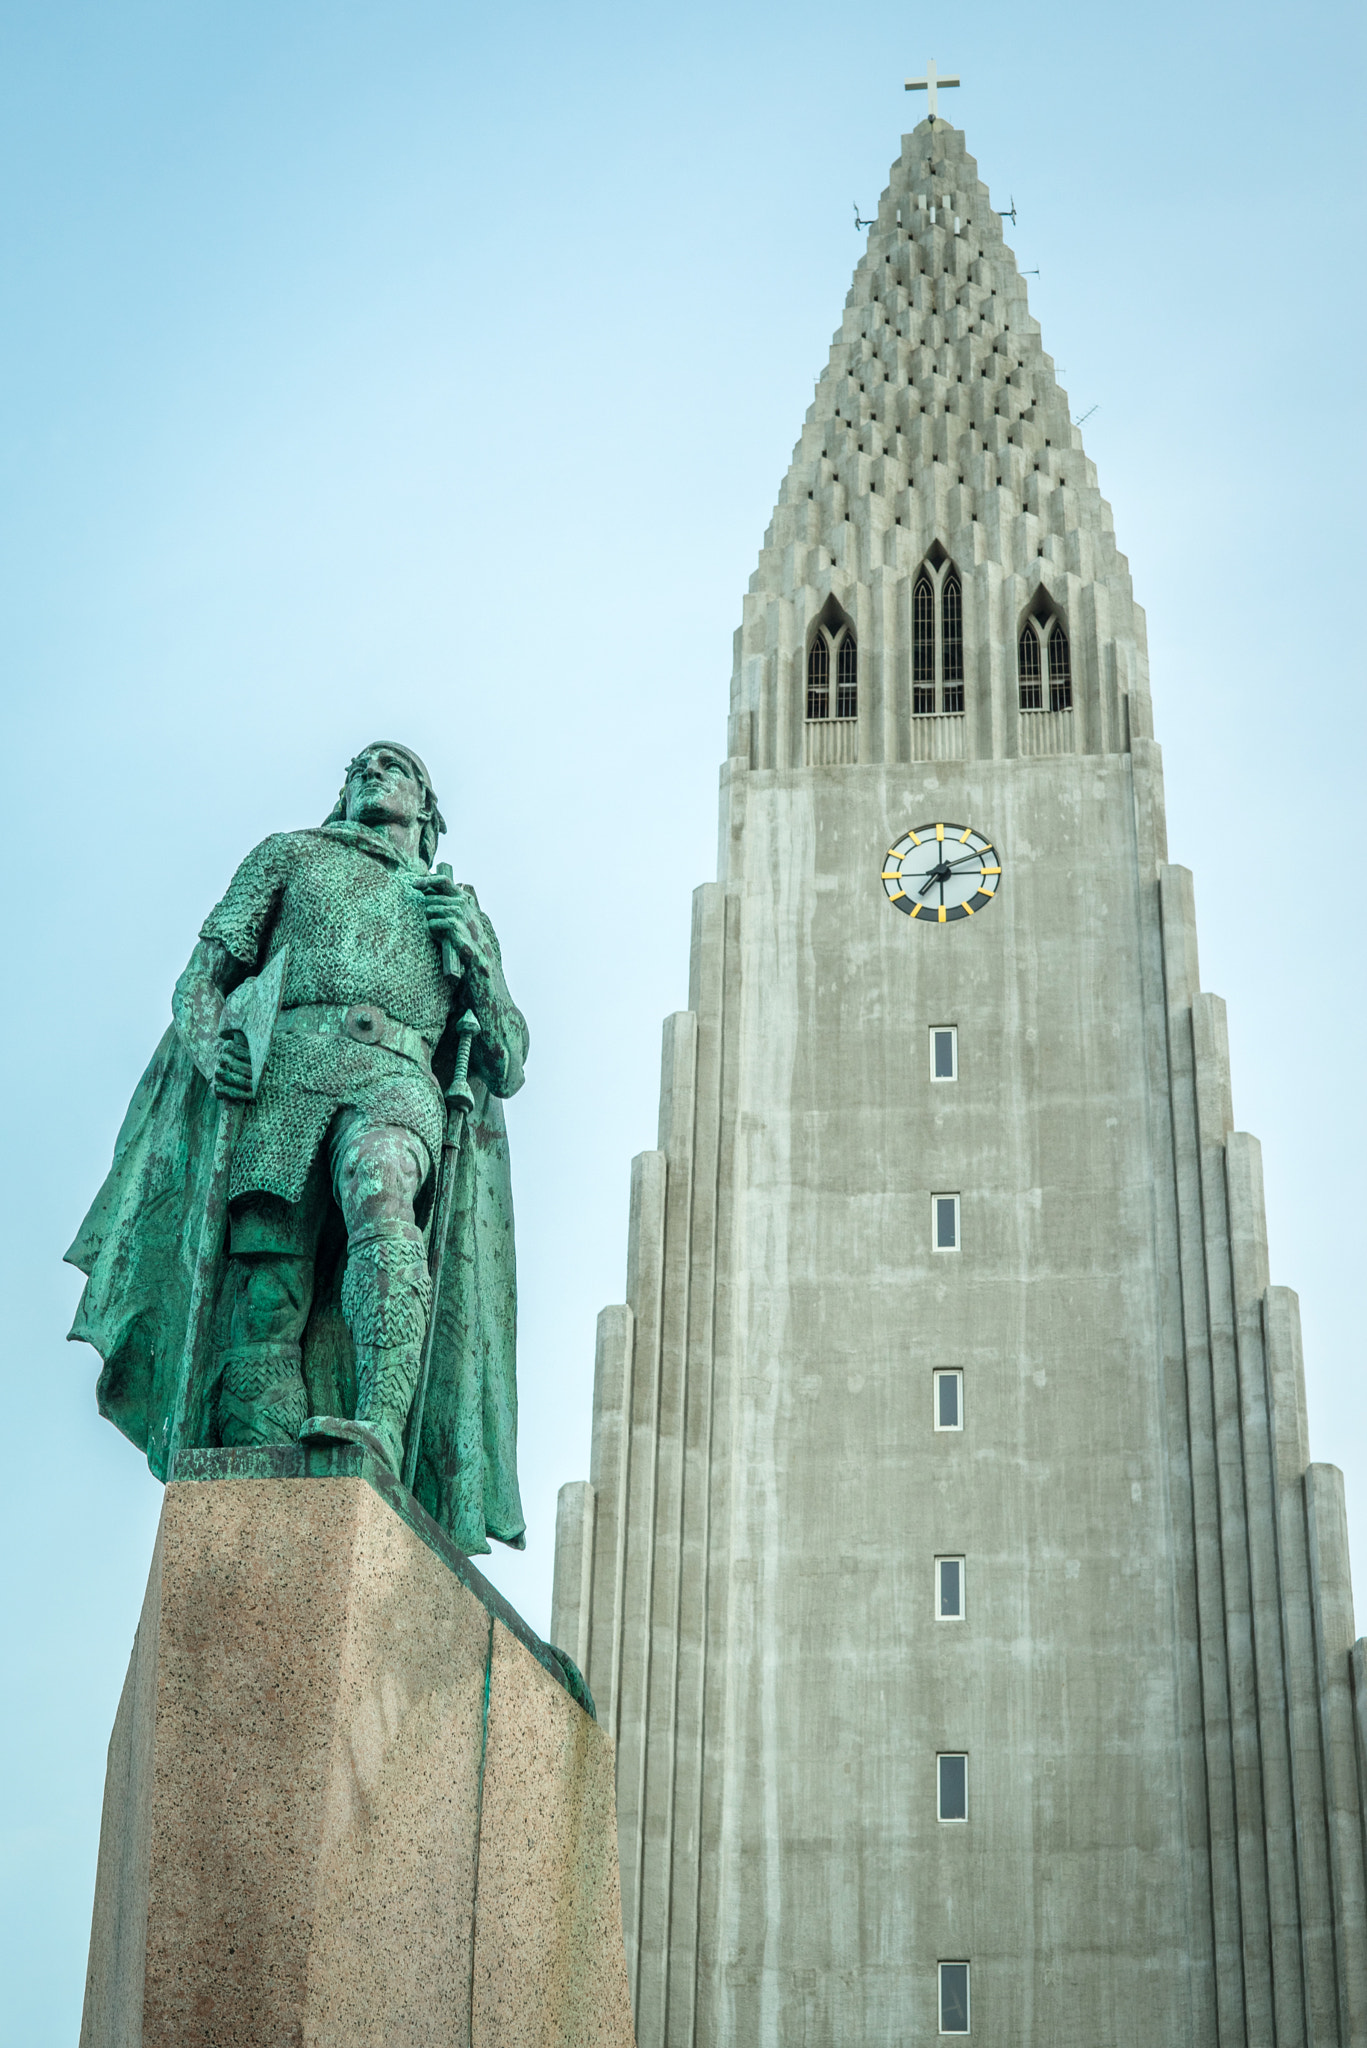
[552,109,1367,2047]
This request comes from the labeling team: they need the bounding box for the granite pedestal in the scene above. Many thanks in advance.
[80,1460,635,2047]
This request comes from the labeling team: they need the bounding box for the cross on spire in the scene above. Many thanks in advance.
[905,60,960,118]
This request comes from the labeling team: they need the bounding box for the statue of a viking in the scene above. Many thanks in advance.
[65,742,528,1555]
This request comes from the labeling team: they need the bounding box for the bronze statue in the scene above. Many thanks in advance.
[67,742,528,1555]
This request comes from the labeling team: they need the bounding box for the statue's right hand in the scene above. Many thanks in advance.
[213,1037,255,1103]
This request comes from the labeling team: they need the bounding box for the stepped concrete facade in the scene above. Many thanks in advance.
[552,117,1367,2046]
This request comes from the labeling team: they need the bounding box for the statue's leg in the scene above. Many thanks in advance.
[331,1114,432,1477]
[220,1177,327,1448]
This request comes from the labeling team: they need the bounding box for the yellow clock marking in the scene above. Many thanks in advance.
[981,865,1001,874]
[882,869,904,881]
[959,826,972,842]
[889,889,907,902]
[963,902,975,914]
[906,830,921,847]
[936,822,945,842]
[938,905,947,922]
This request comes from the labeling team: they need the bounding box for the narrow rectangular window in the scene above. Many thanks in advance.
[936,1556,965,1618]
[938,1754,968,1821]
[930,1025,957,1081]
[934,1369,963,1431]
[933,1193,960,1252]
[939,1961,971,2033]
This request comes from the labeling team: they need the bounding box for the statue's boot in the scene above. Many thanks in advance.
[342,1224,432,1477]
[219,1340,309,1448]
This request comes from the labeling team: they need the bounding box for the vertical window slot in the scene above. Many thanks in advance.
[937,1753,968,1821]
[934,1369,963,1431]
[936,1556,965,1618]
[933,1193,960,1252]
[939,1961,971,2033]
[931,1025,957,1081]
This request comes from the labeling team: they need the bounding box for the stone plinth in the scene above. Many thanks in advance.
[80,1473,635,2047]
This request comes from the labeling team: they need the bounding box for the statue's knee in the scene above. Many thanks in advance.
[334,1123,428,1235]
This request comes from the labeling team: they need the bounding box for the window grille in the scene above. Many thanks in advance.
[836,633,858,720]
[1048,624,1072,711]
[941,573,964,712]
[1018,623,1043,709]
[806,635,830,720]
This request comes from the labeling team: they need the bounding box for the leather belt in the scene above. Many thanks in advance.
[274,1003,435,1073]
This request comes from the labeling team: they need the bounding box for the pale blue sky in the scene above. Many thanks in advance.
[1,1,1363,2037]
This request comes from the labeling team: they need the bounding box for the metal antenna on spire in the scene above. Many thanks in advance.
[854,202,876,231]
[998,196,1018,226]
[904,60,960,120]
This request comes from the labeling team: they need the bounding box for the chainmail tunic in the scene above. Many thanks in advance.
[203,825,450,1039]
[202,825,450,1203]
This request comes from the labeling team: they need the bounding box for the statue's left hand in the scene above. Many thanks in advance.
[214,1037,255,1102]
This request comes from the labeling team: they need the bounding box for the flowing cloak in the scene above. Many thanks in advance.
[65,921,526,1560]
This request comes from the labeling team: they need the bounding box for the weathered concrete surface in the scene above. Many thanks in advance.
[80,1477,634,2048]
[553,113,1367,2048]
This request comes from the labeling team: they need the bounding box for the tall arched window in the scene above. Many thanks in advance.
[1048,625,1072,712]
[942,573,964,714]
[1018,623,1043,709]
[836,633,858,720]
[807,635,830,720]
[806,616,856,722]
[1018,599,1071,713]
[913,575,936,714]
[911,550,966,716]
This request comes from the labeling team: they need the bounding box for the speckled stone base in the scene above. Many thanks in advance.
[79,1476,635,2048]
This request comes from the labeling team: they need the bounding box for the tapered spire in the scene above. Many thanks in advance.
[725,122,1150,782]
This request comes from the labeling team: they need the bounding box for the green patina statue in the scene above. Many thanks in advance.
[66,742,529,1556]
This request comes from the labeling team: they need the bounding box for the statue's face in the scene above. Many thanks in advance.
[344,746,425,833]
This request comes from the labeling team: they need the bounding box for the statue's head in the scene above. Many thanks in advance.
[324,742,446,866]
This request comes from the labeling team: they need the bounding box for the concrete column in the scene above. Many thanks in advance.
[1352,1640,1367,1869]
[550,1481,597,1679]
[616,1146,669,1990]
[693,892,744,2048]
[665,888,737,2048]
[1225,1135,1306,2045]
[1306,1464,1367,2041]
[1192,996,1277,2045]
[588,1303,636,1736]
[1159,865,1243,2044]
[635,1012,700,2045]
[1263,1286,1339,2045]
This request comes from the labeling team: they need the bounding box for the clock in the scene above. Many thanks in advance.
[882,822,1001,923]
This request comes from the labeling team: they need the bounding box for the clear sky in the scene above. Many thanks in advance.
[1,0,1363,2037]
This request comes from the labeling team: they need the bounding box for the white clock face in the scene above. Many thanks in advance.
[882,823,1001,924]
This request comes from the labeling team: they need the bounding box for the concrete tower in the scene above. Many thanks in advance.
[552,116,1367,2047]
